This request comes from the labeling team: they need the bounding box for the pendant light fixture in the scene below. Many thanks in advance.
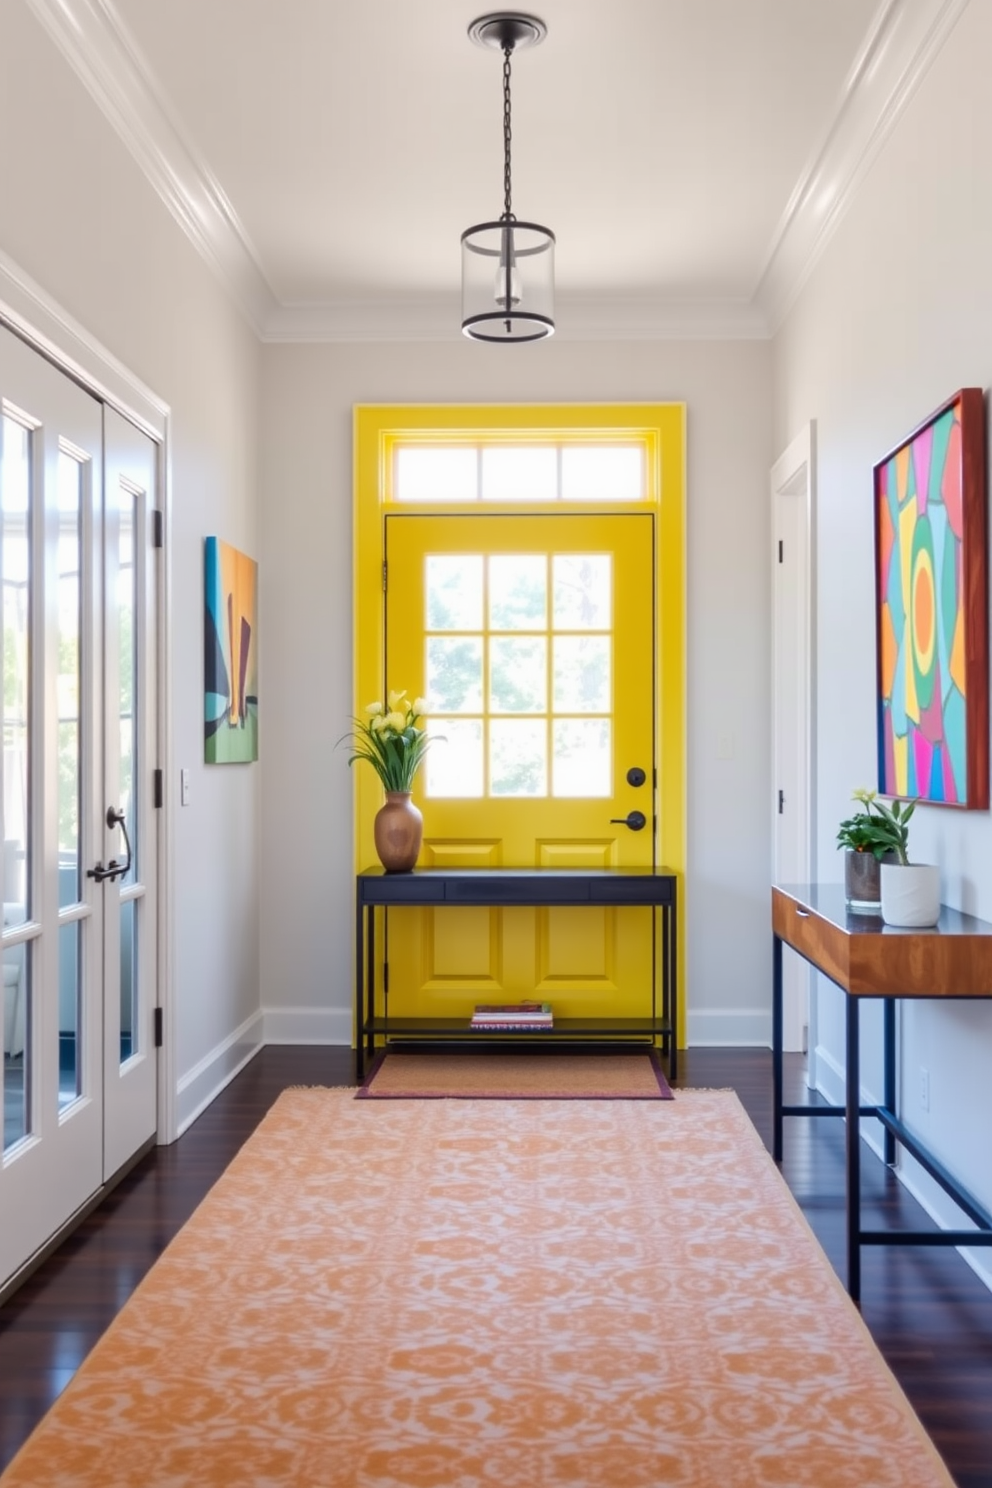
[461,12,555,342]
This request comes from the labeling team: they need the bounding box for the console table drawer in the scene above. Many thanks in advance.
[594,878,673,905]
[772,888,850,988]
[361,879,446,904]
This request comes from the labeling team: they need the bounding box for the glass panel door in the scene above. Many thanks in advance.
[0,333,159,1290]
[101,408,157,1181]
[0,325,103,1287]
[2,414,32,1153]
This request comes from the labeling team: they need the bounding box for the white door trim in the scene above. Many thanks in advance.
[770,423,816,1072]
[0,247,177,1145]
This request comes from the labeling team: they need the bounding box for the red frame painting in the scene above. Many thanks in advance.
[874,388,988,808]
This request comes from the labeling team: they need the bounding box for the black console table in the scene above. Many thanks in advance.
[355,867,678,1079]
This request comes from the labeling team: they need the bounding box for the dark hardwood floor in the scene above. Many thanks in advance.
[1,1045,991,1484]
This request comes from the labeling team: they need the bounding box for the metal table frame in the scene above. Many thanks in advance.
[772,883,992,1302]
[356,867,677,1080]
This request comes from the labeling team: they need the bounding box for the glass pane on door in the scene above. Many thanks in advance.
[117,485,138,1062]
[2,415,32,1145]
[3,943,29,1150]
[57,451,83,1101]
[58,922,80,1107]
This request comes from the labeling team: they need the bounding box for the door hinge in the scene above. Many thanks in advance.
[778,539,783,563]
[383,961,389,994]
[153,768,163,808]
[382,561,387,593]
[778,789,785,814]
[153,509,164,549]
[154,1008,163,1048]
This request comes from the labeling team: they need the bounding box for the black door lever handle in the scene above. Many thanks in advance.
[87,806,133,884]
[610,810,647,831]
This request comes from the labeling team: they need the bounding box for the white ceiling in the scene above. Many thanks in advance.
[24,0,968,338]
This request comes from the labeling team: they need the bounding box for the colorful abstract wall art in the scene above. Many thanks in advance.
[874,389,987,808]
[204,537,259,764]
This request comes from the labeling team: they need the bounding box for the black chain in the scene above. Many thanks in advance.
[502,47,513,220]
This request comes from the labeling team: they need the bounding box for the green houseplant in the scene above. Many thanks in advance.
[836,789,894,910]
[342,691,434,871]
[868,794,941,927]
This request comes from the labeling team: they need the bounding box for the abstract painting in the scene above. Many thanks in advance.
[204,537,258,763]
[874,389,987,807]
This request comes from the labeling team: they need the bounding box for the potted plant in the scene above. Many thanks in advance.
[866,794,941,927]
[342,691,435,871]
[836,789,895,910]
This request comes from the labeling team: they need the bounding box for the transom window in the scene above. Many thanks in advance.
[425,552,612,799]
[395,443,644,503]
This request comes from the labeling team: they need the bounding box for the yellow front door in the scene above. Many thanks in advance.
[384,512,656,1018]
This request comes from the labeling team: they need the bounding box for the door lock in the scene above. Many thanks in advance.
[626,767,647,787]
[610,810,647,831]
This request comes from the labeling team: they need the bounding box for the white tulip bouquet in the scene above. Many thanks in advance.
[342,689,433,792]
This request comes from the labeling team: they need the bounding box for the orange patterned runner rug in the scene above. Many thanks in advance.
[358,1050,674,1099]
[1,1089,953,1488]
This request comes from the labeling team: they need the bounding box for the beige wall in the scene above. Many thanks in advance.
[259,338,774,1045]
[772,0,992,1281]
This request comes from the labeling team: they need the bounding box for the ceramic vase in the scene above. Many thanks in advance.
[374,791,423,872]
[880,862,941,928]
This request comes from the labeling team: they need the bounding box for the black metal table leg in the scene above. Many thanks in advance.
[366,904,376,1072]
[355,889,365,1080]
[846,994,861,1303]
[883,998,896,1166]
[669,891,678,1080]
[772,933,783,1162]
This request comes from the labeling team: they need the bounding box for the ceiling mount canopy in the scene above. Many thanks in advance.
[461,12,555,343]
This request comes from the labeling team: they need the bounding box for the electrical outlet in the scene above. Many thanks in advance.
[920,1066,930,1112]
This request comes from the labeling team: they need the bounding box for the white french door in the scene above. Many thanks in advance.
[0,327,158,1290]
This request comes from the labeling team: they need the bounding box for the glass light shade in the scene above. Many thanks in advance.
[461,219,555,341]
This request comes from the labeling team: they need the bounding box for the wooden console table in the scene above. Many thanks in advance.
[356,867,677,1080]
[772,883,992,1302]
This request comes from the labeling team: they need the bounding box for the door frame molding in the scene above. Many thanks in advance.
[353,402,686,1039]
[0,247,176,1143]
[770,422,817,1071]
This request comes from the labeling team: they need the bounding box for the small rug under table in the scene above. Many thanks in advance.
[0,1088,954,1488]
[358,1049,673,1099]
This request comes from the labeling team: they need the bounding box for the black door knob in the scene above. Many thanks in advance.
[610,810,647,831]
[626,767,646,787]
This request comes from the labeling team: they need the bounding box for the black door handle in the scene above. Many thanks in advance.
[610,810,647,831]
[87,806,132,884]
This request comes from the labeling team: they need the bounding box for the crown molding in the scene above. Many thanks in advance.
[0,244,168,436]
[23,0,276,335]
[261,294,770,344]
[754,0,971,332]
[22,0,966,346]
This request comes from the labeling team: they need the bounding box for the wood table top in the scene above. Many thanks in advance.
[772,883,992,997]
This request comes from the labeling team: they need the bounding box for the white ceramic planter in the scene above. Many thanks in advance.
[880,862,941,927]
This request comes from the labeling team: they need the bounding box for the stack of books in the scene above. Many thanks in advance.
[470,1001,554,1031]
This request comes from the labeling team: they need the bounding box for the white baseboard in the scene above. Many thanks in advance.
[812,1043,886,1161]
[262,1005,353,1045]
[687,1008,771,1046]
[174,1011,265,1137]
[170,1007,351,1140]
[813,1045,991,1293]
[895,1154,992,1292]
